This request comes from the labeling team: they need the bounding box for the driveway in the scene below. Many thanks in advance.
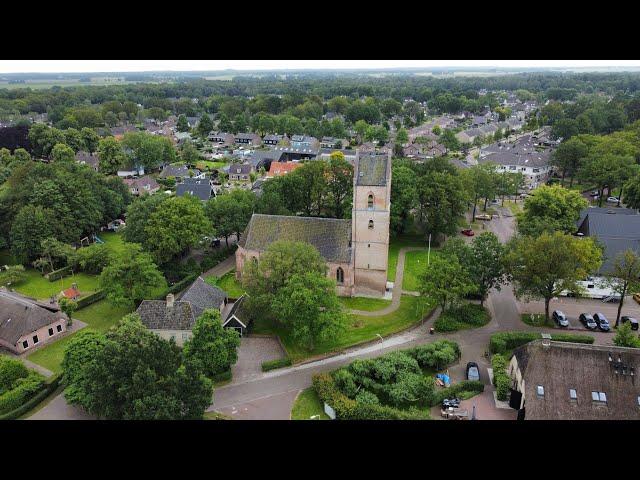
[231,336,286,383]
[28,392,94,420]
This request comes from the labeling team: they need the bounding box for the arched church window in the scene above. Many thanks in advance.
[368,219,374,229]
[336,267,344,285]
[367,194,374,210]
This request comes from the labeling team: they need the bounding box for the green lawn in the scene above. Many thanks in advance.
[388,233,428,282]
[338,296,392,311]
[205,271,245,298]
[196,160,226,170]
[13,269,101,301]
[403,250,441,291]
[291,388,329,420]
[521,313,552,327]
[253,295,434,362]
[26,300,132,374]
[98,232,127,255]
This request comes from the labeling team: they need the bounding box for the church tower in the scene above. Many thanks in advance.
[351,150,392,296]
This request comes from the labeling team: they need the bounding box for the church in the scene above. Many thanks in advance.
[235,150,392,297]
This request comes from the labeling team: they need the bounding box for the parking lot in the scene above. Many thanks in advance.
[519,295,640,332]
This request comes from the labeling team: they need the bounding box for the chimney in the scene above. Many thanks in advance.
[541,333,551,349]
[166,293,175,308]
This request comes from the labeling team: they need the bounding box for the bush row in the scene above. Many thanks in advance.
[434,304,490,332]
[200,246,237,272]
[261,357,292,372]
[312,373,430,420]
[431,380,485,407]
[45,265,72,282]
[491,354,510,401]
[0,374,61,420]
[212,370,232,383]
[489,331,594,354]
[0,370,46,415]
[75,290,106,309]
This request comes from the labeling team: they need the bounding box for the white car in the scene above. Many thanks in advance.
[606,196,619,204]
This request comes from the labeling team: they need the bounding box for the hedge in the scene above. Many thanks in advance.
[312,373,430,420]
[261,357,292,372]
[212,369,232,383]
[45,265,72,282]
[0,371,46,415]
[489,331,594,355]
[431,380,485,407]
[75,290,106,309]
[0,374,62,420]
[491,354,510,401]
[434,304,490,332]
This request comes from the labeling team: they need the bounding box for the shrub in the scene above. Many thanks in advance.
[212,370,232,383]
[200,246,237,272]
[406,340,461,370]
[0,370,45,415]
[75,290,106,309]
[312,373,429,420]
[45,265,72,281]
[431,380,484,406]
[355,390,380,405]
[0,357,29,393]
[491,354,508,386]
[0,374,61,421]
[434,304,489,332]
[495,374,511,401]
[261,357,292,372]
[489,332,594,354]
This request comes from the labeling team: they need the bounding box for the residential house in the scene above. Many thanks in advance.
[136,294,196,346]
[221,294,251,336]
[60,283,80,301]
[317,148,358,163]
[159,164,204,182]
[209,132,235,145]
[117,163,145,178]
[576,207,640,274]
[235,132,262,146]
[109,124,138,139]
[508,339,640,420]
[75,151,99,172]
[290,135,319,150]
[263,134,286,146]
[178,276,228,319]
[320,137,346,149]
[270,145,319,161]
[266,161,302,179]
[228,163,255,182]
[176,177,214,201]
[0,289,67,354]
[123,175,160,196]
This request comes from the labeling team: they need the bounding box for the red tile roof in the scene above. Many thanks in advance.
[268,162,302,177]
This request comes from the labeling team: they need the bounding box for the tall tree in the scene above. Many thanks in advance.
[551,137,588,186]
[468,232,507,307]
[517,185,588,237]
[418,254,475,312]
[505,232,602,322]
[50,143,75,163]
[80,128,100,154]
[607,249,640,327]
[99,243,167,307]
[176,114,190,133]
[183,309,241,379]
[196,114,213,138]
[97,136,125,175]
[325,153,353,219]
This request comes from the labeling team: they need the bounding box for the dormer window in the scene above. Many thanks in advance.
[569,389,577,400]
[368,220,374,230]
[536,385,544,397]
[367,194,374,210]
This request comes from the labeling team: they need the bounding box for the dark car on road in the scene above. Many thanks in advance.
[579,313,598,330]
[593,313,610,332]
[552,310,569,327]
[621,316,639,331]
[466,362,480,381]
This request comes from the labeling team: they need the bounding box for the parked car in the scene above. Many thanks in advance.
[466,362,480,381]
[475,214,492,221]
[461,228,475,237]
[491,199,500,204]
[621,316,639,331]
[579,313,598,330]
[590,191,599,197]
[552,310,569,327]
[634,293,640,305]
[593,312,611,332]
[606,196,620,204]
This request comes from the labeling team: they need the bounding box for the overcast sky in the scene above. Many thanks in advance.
[0,60,639,74]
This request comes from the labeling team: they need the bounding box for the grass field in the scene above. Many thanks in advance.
[99,232,127,255]
[205,271,245,298]
[253,294,434,362]
[387,233,428,282]
[196,161,226,170]
[291,388,329,420]
[26,300,133,374]
[402,250,441,291]
[13,270,100,301]
[338,296,392,311]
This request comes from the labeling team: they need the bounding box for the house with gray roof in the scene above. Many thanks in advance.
[75,151,99,172]
[178,276,228,319]
[228,163,255,182]
[0,289,67,354]
[576,207,640,274]
[509,339,640,420]
[176,177,214,201]
[209,132,235,145]
[159,164,204,181]
[123,175,160,196]
[221,294,251,335]
[136,294,196,346]
[235,132,262,146]
[263,134,286,146]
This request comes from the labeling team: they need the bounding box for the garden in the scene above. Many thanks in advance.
[291,388,330,420]
[433,303,490,332]
[311,340,484,420]
[0,356,46,417]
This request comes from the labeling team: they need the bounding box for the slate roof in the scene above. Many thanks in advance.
[75,151,99,169]
[123,175,159,192]
[240,214,352,264]
[513,340,640,420]
[159,165,200,179]
[0,290,62,346]
[577,208,640,273]
[229,163,254,175]
[178,277,227,319]
[136,299,195,330]
[480,150,551,168]
[356,153,389,186]
[224,294,249,327]
[176,178,212,201]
